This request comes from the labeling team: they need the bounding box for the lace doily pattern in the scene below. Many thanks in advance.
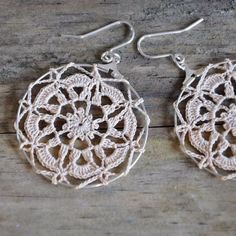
[175,59,236,180]
[15,63,149,188]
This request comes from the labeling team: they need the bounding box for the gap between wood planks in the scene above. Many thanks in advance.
[0,125,175,135]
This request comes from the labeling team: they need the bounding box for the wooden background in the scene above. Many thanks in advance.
[1,0,236,235]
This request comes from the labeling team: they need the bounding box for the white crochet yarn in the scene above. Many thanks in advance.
[15,62,149,188]
[174,59,236,180]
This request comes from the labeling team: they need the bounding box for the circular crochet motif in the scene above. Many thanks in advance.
[15,63,149,188]
[175,59,236,180]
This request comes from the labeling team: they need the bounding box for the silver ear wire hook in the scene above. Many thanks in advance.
[137,18,204,70]
[62,20,135,64]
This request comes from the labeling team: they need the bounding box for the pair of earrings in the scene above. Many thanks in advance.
[15,19,236,189]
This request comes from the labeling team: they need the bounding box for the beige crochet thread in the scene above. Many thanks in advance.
[174,59,236,180]
[15,62,149,188]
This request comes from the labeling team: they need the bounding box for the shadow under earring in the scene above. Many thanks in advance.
[138,18,236,180]
[15,21,150,189]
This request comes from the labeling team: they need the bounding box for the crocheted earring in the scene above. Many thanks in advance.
[15,21,150,189]
[138,18,236,180]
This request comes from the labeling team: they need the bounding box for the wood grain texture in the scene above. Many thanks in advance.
[2,129,236,236]
[0,0,236,236]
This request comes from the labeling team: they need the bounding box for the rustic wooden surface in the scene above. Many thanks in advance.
[1,1,236,236]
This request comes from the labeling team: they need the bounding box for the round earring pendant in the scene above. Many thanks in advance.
[174,59,236,180]
[15,62,149,188]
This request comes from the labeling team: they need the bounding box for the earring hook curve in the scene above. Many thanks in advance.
[62,20,135,64]
[137,18,204,69]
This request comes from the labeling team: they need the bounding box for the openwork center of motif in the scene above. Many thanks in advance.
[63,108,100,141]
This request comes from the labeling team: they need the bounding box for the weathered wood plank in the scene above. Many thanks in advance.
[0,0,236,132]
[1,1,236,236]
[1,128,236,236]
